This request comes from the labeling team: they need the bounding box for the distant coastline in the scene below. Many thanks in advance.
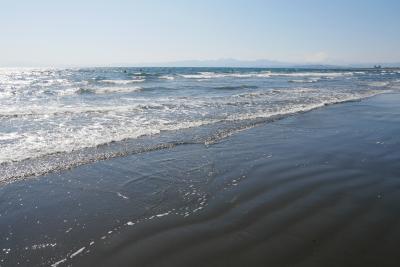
[2,58,400,69]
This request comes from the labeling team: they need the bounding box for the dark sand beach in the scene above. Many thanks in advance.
[1,93,400,267]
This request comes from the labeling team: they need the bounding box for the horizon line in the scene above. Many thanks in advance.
[2,58,400,69]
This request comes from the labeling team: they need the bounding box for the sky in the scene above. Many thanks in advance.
[1,0,400,67]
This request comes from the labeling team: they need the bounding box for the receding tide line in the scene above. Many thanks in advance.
[0,91,387,186]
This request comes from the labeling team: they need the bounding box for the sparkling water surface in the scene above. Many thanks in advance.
[1,67,399,182]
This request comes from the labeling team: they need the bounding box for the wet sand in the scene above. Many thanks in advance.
[1,93,400,267]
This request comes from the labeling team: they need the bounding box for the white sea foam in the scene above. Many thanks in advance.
[0,112,218,164]
[0,104,138,117]
[54,86,143,96]
[160,75,175,80]
[180,71,272,79]
[101,79,144,84]
[226,90,384,121]
[70,247,85,258]
[51,258,66,267]
[91,86,143,94]
[270,72,353,77]
[57,87,82,96]
[368,81,390,87]
[289,78,320,83]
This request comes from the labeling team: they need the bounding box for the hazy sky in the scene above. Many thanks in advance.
[1,0,400,67]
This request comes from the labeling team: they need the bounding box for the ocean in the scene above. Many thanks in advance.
[0,67,399,183]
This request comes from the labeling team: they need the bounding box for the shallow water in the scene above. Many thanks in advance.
[1,67,399,182]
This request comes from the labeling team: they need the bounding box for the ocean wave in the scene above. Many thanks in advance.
[160,75,175,80]
[288,78,320,83]
[53,86,143,96]
[234,88,319,98]
[0,98,208,118]
[180,71,272,79]
[273,72,353,77]
[101,79,145,84]
[0,104,143,118]
[85,86,143,94]
[0,90,15,99]
[0,118,219,166]
[180,71,353,80]
[226,90,384,121]
[367,81,390,87]
[213,85,258,90]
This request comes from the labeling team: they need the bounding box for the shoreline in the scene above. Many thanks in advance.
[1,92,400,266]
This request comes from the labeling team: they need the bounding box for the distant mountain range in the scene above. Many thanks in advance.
[125,58,400,68]
[132,58,337,68]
